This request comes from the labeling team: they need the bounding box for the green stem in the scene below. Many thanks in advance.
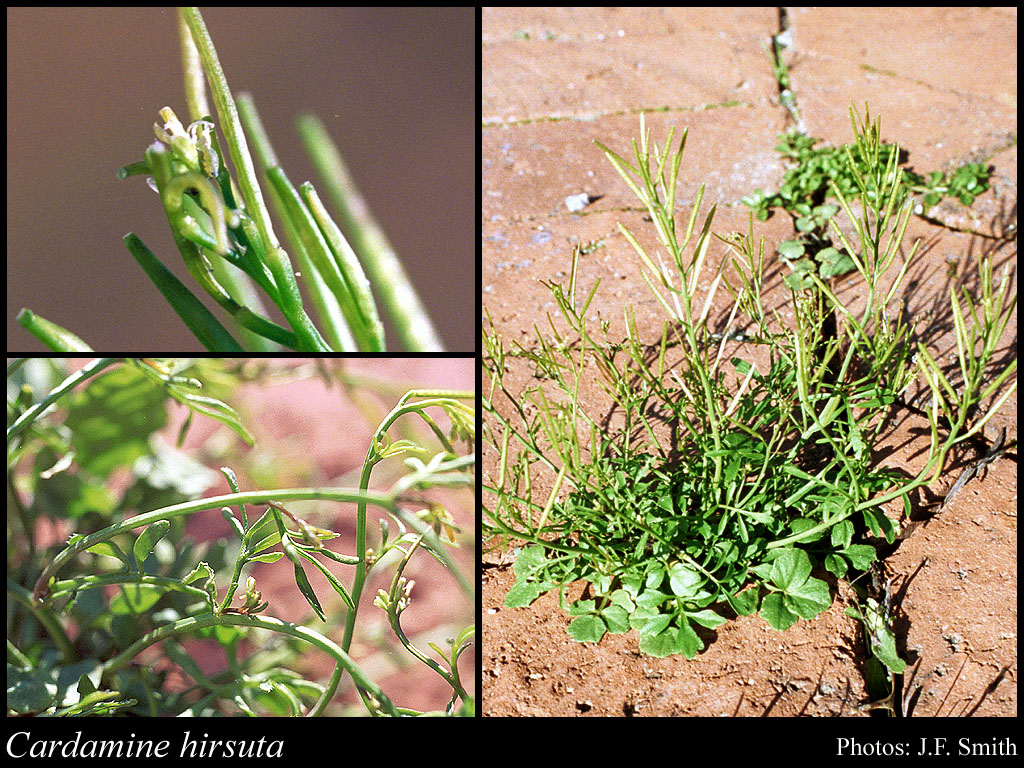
[180,6,328,352]
[385,537,463,697]
[31,487,395,604]
[7,357,119,443]
[341,453,376,656]
[47,574,212,606]
[340,392,475,655]
[100,612,399,716]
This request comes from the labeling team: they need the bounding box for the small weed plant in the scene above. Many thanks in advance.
[17,7,443,353]
[741,129,993,225]
[8,358,475,716]
[483,107,1015,662]
[742,128,993,291]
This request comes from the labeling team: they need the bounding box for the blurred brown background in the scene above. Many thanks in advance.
[7,7,476,352]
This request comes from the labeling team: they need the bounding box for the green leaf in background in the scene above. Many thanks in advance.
[125,440,221,513]
[31,451,119,520]
[196,623,245,645]
[86,541,133,571]
[50,660,104,710]
[110,584,164,615]
[6,658,105,715]
[861,506,897,544]
[64,365,169,477]
[6,664,59,714]
[167,388,254,446]
[132,360,254,446]
[815,246,857,279]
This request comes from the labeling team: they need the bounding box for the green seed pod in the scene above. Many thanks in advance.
[16,309,93,352]
[221,507,246,540]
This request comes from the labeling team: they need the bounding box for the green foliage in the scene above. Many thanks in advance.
[8,358,475,716]
[62,364,170,476]
[746,115,993,301]
[753,549,831,631]
[777,238,857,291]
[846,596,906,676]
[17,7,443,353]
[741,128,993,224]
[484,107,1015,663]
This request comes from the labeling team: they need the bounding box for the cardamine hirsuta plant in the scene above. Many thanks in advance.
[8,358,475,716]
[16,7,443,353]
[484,107,1015,664]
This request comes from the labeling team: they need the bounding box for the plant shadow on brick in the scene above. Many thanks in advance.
[483,107,1015,669]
